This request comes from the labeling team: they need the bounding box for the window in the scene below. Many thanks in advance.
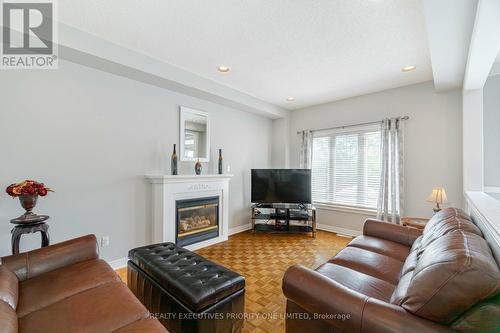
[311,124,381,210]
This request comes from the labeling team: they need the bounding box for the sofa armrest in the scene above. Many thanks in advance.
[0,234,98,281]
[283,265,452,333]
[0,301,17,333]
[363,219,422,246]
[283,265,367,332]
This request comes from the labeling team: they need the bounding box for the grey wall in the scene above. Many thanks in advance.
[0,60,272,261]
[484,75,500,187]
[288,82,463,233]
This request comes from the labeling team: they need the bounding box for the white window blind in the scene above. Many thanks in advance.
[311,124,382,210]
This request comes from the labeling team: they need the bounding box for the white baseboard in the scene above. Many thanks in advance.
[108,257,127,270]
[107,223,357,270]
[484,186,500,193]
[108,225,251,270]
[317,224,361,237]
[229,223,252,235]
[229,223,360,237]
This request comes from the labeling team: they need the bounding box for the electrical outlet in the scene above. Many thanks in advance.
[101,236,110,247]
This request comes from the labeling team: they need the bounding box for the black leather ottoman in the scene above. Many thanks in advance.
[127,242,245,333]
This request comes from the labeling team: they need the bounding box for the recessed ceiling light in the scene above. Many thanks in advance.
[286,97,295,102]
[217,66,230,73]
[402,65,416,72]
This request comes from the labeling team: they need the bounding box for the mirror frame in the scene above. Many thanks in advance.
[179,106,210,162]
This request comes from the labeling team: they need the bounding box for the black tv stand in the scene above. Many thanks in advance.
[251,203,316,238]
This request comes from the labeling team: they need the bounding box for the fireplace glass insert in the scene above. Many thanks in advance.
[176,196,219,247]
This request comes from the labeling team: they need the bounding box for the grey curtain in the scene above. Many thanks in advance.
[377,118,404,223]
[299,130,313,169]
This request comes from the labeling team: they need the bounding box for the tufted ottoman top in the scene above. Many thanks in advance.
[128,242,245,311]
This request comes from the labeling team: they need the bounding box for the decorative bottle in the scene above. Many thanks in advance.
[218,149,223,174]
[195,159,202,175]
[171,144,178,175]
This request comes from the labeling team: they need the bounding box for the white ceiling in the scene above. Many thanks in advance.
[58,0,433,110]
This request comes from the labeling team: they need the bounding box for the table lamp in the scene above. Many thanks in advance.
[427,187,448,213]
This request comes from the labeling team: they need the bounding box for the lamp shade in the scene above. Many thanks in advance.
[426,187,448,204]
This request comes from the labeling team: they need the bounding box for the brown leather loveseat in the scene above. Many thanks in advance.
[0,235,167,333]
[283,208,500,333]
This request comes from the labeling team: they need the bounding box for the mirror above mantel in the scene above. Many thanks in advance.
[180,106,210,162]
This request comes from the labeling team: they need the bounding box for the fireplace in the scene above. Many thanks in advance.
[147,174,232,250]
[176,196,219,247]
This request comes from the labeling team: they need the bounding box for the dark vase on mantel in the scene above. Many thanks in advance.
[218,149,223,175]
[171,144,178,175]
[195,159,202,175]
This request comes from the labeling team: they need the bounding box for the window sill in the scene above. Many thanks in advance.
[313,202,378,216]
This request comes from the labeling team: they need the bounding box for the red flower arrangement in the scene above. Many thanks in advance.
[6,180,53,198]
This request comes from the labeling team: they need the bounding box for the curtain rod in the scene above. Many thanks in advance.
[296,116,409,134]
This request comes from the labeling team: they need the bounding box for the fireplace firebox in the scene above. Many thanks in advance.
[176,196,219,247]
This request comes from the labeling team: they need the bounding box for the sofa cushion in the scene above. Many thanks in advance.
[399,236,422,277]
[328,247,403,284]
[0,265,18,310]
[421,208,482,249]
[19,281,150,333]
[399,231,500,324]
[390,270,413,304]
[429,207,472,222]
[389,236,424,304]
[17,259,120,317]
[316,263,396,302]
[347,235,410,261]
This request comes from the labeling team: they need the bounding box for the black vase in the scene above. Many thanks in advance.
[171,144,178,175]
[218,149,223,174]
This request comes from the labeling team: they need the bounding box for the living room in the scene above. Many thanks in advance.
[1,1,499,333]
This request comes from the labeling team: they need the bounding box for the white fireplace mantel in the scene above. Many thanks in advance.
[146,174,233,251]
[147,174,234,183]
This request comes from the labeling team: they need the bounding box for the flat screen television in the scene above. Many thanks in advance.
[251,169,312,204]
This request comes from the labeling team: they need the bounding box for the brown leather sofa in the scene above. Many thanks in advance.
[0,234,167,333]
[283,208,500,333]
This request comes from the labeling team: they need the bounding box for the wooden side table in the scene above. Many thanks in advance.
[10,215,50,255]
[401,217,429,230]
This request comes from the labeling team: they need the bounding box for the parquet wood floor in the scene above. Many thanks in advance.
[116,230,351,333]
